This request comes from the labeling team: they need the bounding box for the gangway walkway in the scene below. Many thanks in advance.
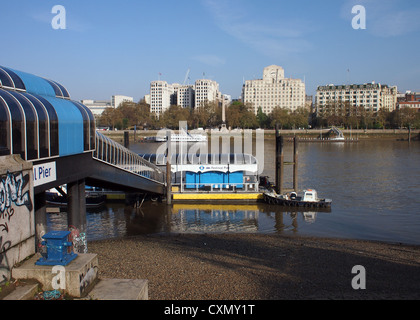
[90,132,165,194]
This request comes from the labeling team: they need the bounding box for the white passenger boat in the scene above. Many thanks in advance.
[154,132,207,142]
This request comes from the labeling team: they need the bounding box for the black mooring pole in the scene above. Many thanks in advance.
[166,130,172,205]
[124,131,129,148]
[293,137,299,192]
[275,125,284,195]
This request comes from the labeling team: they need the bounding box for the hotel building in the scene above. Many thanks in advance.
[315,82,398,115]
[242,65,306,115]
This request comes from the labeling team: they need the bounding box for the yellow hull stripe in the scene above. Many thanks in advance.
[172,193,264,201]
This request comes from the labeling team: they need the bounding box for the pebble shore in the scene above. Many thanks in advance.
[89,233,420,300]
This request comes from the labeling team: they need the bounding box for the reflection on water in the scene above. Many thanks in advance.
[47,139,420,245]
[167,203,329,234]
[47,201,331,241]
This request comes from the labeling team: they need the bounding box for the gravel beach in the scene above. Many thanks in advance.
[88,233,420,300]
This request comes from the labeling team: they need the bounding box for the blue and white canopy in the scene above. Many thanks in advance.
[0,66,94,161]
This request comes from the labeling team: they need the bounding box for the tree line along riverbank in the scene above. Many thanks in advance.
[97,100,420,133]
[101,128,420,144]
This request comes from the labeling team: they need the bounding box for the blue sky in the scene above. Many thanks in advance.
[1,0,419,102]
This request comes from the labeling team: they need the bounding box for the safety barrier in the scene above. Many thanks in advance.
[93,132,165,184]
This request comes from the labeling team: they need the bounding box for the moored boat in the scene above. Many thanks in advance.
[155,133,207,142]
[263,189,332,208]
[146,129,207,143]
[45,191,106,209]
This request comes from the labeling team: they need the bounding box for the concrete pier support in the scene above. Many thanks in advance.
[34,192,48,252]
[67,179,87,253]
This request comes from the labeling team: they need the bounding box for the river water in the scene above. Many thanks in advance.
[47,137,420,245]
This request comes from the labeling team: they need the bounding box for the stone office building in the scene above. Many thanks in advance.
[241,65,306,115]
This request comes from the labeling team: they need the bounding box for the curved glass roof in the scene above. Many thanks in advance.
[0,66,70,99]
[0,66,94,161]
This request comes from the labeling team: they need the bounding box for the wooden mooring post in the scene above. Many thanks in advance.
[293,137,299,192]
[166,130,172,205]
[408,125,411,143]
[275,126,284,195]
[124,131,129,148]
[275,126,299,194]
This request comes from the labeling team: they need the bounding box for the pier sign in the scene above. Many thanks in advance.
[33,161,57,187]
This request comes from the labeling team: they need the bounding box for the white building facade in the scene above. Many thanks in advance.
[242,65,306,115]
[81,94,134,117]
[175,84,195,109]
[149,78,223,117]
[81,99,112,116]
[194,79,221,108]
[315,82,398,114]
[112,95,134,108]
[150,81,174,117]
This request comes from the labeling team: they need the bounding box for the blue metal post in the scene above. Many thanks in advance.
[35,231,77,266]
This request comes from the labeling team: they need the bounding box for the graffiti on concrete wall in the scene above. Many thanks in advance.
[0,236,12,283]
[0,171,32,213]
[79,265,98,295]
[0,171,33,284]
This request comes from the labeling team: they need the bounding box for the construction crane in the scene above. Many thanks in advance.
[183,69,190,85]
